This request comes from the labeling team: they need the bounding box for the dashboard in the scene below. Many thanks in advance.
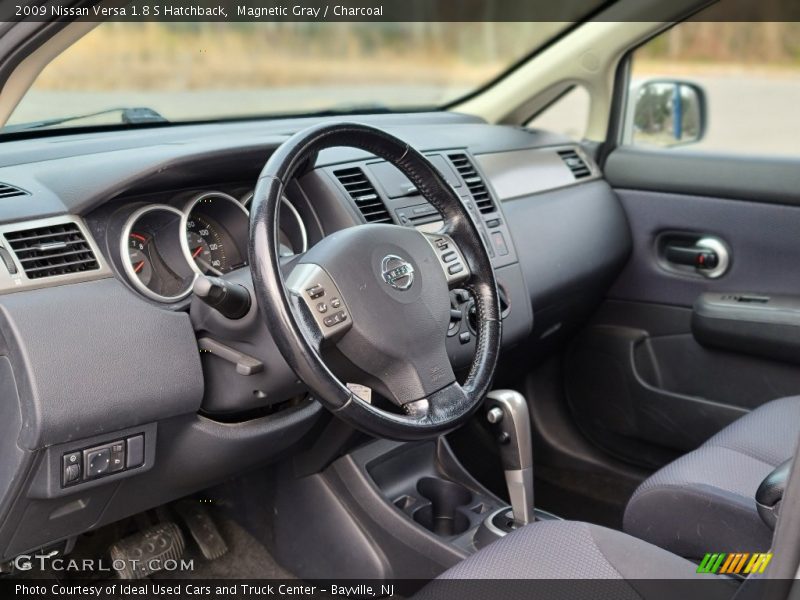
[0,112,631,561]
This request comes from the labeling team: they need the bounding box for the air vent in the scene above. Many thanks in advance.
[4,221,99,279]
[447,153,496,214]
[333,167,392,224]
[557,149,592,179]
[0,183,29,199]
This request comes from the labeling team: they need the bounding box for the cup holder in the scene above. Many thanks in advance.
[413,477,472,537]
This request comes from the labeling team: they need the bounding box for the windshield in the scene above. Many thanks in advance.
[6,22,570,131]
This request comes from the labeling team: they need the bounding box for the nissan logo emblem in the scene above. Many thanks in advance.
[381,255,414,290]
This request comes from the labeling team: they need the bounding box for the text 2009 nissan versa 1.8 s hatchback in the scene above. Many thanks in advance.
[0,1,799,599]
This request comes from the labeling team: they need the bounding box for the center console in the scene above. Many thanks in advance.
[270,390,557,582]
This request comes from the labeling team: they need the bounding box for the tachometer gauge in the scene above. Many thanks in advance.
[120,205,196,303]
[128,233,153,286]
[181,192,249,276]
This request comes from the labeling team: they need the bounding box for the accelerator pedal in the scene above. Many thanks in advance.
[108,522,185,579]
[174,500,228,561]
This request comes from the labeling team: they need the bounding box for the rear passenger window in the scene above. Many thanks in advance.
[628,21,800,156]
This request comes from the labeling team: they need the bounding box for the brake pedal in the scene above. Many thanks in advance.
[108,522,185,579]
[174,500,228,560]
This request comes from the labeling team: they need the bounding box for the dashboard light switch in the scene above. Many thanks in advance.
[62,451,82,486]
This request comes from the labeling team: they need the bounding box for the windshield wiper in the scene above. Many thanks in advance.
[1,107,168,133]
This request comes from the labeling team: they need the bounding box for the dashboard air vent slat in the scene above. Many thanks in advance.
[333,167,392,224]
[4,222,99,279]
[0,183,29,199]
[447,153,496,214]
[557,149,592,179]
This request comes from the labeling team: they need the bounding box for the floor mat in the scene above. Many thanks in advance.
[154,517,293,580]
[6,502,294,581]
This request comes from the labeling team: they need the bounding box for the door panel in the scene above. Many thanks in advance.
[607,187,800,306]
[566,151,800,469]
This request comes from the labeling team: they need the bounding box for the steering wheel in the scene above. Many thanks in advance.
[248,123,501,441]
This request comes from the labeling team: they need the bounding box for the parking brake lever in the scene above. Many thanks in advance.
[486,390,534,525]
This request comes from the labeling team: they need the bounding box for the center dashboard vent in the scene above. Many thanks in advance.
[557,149,592,179]
[0,183,29,199]
[333,167,392,224]
[4,221,99,279]
[448,153,496,214]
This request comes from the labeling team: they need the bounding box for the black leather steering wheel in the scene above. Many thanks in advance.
[249,122,501,440]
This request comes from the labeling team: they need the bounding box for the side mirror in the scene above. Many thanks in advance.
[627,79,707,147]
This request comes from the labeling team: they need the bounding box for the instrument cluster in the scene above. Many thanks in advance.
[119,190,308,303]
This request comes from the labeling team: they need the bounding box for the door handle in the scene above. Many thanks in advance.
[665,244,719,269]
[659,235,730,279]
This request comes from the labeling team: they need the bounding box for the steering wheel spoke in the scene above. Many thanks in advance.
[285,262,352,342]
[423,232,470,287]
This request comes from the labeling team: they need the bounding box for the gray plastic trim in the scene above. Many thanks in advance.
[0,277,204,449]
[475,145,601,202]
[605,147,800,206]
[0,215,111,294]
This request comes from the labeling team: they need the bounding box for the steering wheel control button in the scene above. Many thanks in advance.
[459,331,471,344]
[323,311,348,328]
[306,284,325,299]
[448,263,465,275]
[127,435,145,469]
[424,233,469,285]
[85,448,111,479]
[381,254,415,291]
[287,263,352,340]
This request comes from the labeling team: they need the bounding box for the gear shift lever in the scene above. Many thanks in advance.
[486,389,534,525]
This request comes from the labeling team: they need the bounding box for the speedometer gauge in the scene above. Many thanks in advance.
[185,215,226,275]
[181,192,249,276]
